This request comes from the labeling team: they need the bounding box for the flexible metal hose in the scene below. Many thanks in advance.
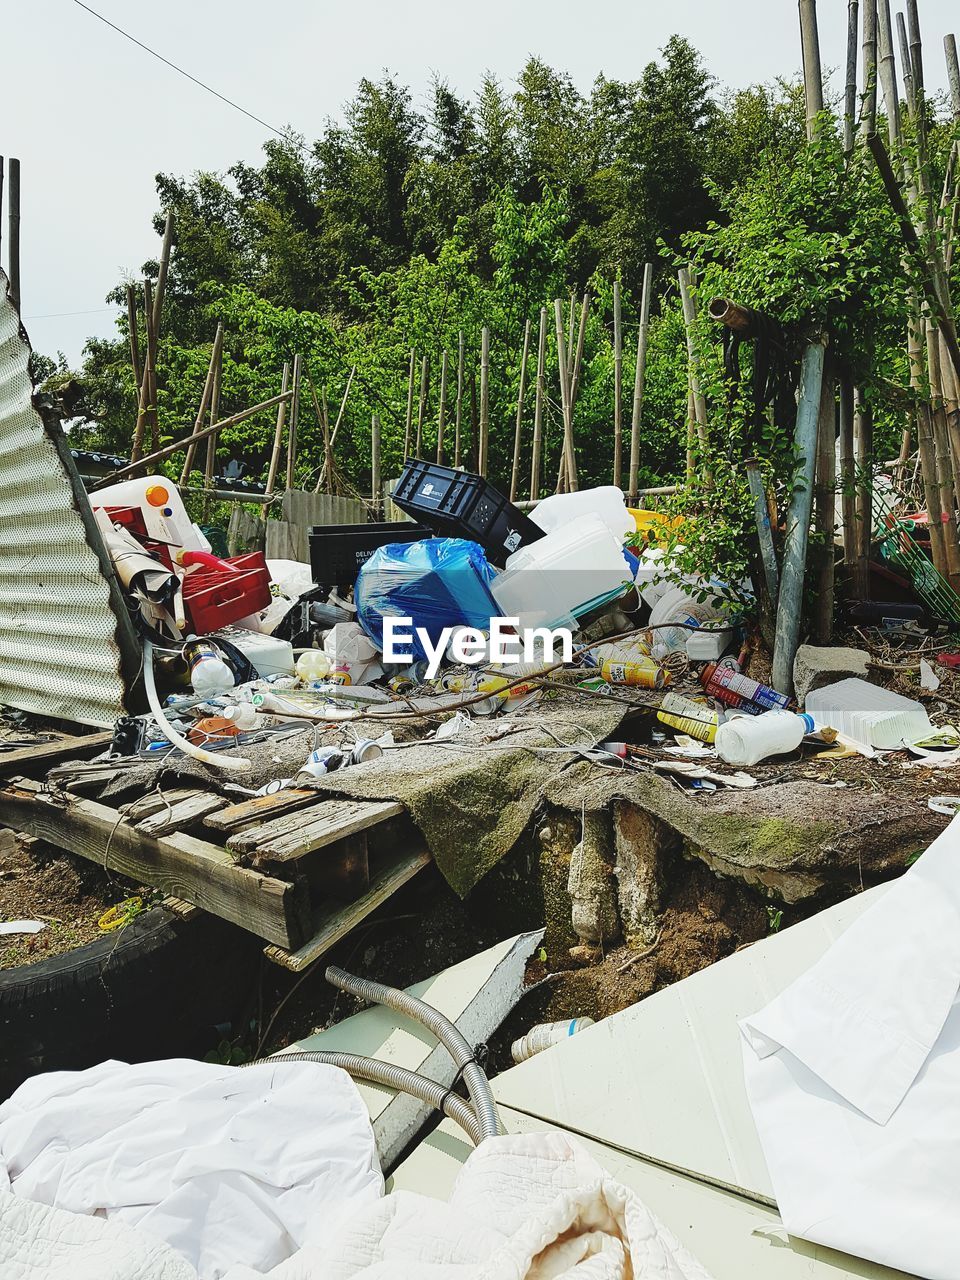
[325,965,500,1140]
[251,1050,482,1144]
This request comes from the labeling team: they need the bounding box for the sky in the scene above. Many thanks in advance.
[7,0,958,366]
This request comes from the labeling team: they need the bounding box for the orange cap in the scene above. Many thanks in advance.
[145,484,170,507]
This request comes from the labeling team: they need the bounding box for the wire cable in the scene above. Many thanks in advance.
[72,1,304,149]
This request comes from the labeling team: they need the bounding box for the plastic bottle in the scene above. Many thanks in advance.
[657,692,718,743]
[296,650,333,682]
[222,702,258,731]
[700,663,792,713]
[510,1017,595,1064]
[715,710,815,767]
[185,639,236,695]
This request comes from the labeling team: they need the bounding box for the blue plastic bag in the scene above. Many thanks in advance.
[356,537,499,661]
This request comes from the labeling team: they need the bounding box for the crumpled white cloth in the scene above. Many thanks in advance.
[0,1058,383,1279]
[223,1131,714,1279]
[0,1191,195,1280]
[741,814,960,1278]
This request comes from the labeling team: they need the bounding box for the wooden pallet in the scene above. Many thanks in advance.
[0,732,431,966]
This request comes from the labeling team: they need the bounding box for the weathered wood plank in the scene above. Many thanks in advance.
[264,847,432,972]
[136,790,226,837]
[121,788,204,822]
[0,731,114,776]
[1,780,308,949]
[228,797,404,862]
[204,787,322,834]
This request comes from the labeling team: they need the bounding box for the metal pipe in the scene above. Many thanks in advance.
[257,1051,482,1145]
[325,965,500,1140]
[772,340,826,694]
[745,458,780,602]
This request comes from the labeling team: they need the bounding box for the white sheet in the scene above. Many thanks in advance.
[0,1058,382,1279]
[223,1131,714,1279]
[741,814,960,1278]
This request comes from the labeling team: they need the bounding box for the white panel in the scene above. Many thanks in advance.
[0,275,132,726]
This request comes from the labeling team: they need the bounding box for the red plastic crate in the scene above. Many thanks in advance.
[181,552,272,632]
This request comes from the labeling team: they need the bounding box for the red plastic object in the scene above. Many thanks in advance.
[101,505,174,569]
[937,653,960,669]
[181,552,272,631]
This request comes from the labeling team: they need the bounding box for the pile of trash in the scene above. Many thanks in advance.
[89,463,956,794]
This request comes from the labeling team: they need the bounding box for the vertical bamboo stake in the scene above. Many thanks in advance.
[877,0,901,148]
[509,319,532,500]
[264,361,290,496]
[896,12,916,116]
[553,299,578,491]
[853,389,874,592]
[403,347,416,461]
[677,268,711,471]
[131,278,155,462]
[151,211,174,336]
[415,355,429,459]
[566,292,576,370]
[844,1,860,155]
[126,284,142,390]
[308,376,334,496]
[628,262,653,503]
[7,158,20,313]
[454,331,464,468]
[839,373,859,577]
[371,413,382,518]
[946,35,960,118]
[202,338,222,512]
[530,307,547,501]
[285,353,302,491]
[436,349,449,465]
[860,0,878,140]
[479,327,490,477]
[180,323,224,486]
[799,0,825,140]
[685,388,696,483]
[316,367,355,492]
[927,321,960,585]
[613,280,623,487]
[815,368,837,642]
[569,293,590,410]
[469,373,479,472]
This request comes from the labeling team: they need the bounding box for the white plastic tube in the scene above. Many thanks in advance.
[143,639,251,772]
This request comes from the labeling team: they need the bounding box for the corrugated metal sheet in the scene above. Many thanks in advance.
[0,272,137,726]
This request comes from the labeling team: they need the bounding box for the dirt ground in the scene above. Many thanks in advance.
[0,831,147,970]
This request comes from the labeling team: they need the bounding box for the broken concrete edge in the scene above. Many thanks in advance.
[793,643,872,705]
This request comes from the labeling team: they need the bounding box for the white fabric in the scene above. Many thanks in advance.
[223,1132,714,1279]
[0,1190,195,1280]
[741,814,960,1278]
[0,1058,382,1279]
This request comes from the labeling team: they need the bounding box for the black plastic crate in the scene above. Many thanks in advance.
[309,521,429,587]
[390,460,544,567]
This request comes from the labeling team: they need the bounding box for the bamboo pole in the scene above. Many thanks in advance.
[415,354,429,459]
[815,368,837,642]
[7,158,19,313]
[316,366,355,491]
[202,333,223,503]
[306,372,334,495]
[530,307,547,501]
[130,278,155,463]
[613,280,623,487]
[844,1,860,155]
[566,292,576,370]
[125,284,142,390]
[180,323,224,486]
[685,388,696,483]
[151,211,174,336]
[371,413,381,518]
[403,348,416,461]
[436,349,449,465]
[628,262,653,503]
[877,0,901,148]
[926,320,960,586]
[285,353,302,490]
[799,0,825,140]
[454,332,464,468]
[469,373,479,472]
[569,292,590,410]
[479,327,490,478]
[677,268,711,469]
[947,35,960,118]
[263,361,290,496]
[853,389,874,591]
[772,338,827,695]
[553,300,578,492]
[860,0,878,140]
[91,390,294,490]
[896,12,916,116]
[839,373,859,576]
[509,320,531,500]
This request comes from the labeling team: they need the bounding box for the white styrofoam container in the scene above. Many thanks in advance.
[804,677,932,751]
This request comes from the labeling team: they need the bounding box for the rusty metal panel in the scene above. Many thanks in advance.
[0,273,137,726]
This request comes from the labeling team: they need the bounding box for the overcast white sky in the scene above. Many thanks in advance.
[7,0,958,365]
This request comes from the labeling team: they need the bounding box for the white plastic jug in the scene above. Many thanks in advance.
[715,710,814,767]
[649,584,729,656]
[530,487,633,541]
[90,475,210,554]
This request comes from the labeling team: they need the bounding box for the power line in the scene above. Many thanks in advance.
[23,306,117,320]
[72,1,303,149]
